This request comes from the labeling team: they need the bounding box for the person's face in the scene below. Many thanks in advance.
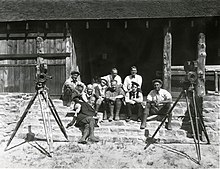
[154,82,162,91]
[88,97,96,105]
[131,68,137,76]
[111,69,118,77]
[71,74,78,81]
[87,88,93,95]
[131,85,138,92]
[111,81,117,90]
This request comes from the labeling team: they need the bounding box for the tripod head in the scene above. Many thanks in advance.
[35,57,52,91]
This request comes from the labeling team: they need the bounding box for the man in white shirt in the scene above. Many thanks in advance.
[140,79,172,130]
[123,66,142,93]
[125,81,143,122]
[62,70,85,106]
[102,68,122,87]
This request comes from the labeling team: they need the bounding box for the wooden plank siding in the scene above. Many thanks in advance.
[0,38,71,96]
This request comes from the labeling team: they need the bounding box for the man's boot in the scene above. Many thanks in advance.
[140,107,149,129]
[78,124,90,144]
[88,118,99,142]
[114,99,122,121]
[109,104,114,122]
[167,113,172,130]
[140,113,148,129]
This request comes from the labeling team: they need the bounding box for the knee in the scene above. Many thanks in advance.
[115,98,122,105]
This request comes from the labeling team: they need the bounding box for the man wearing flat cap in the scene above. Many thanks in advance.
[140,79,172,130]
[62,70,85,106]
[125,81,143,122]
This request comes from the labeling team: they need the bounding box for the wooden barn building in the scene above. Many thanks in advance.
[0,0,219,97]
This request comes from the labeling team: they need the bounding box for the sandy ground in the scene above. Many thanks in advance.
[0,138,219,169]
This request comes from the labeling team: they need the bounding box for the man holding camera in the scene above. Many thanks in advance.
[140,79,172,130]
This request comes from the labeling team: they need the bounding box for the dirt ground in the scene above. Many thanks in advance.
[0,138,219,169]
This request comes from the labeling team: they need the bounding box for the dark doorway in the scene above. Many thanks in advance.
[75,20,164,95]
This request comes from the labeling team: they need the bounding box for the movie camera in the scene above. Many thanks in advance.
[144,60,210,164]
[5,57,68,156]
[184,60,198,84]
[35,58,52,90]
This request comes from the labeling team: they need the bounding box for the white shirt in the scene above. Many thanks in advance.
[123,74,142,92]
[102,74,122,86]
[147,88,172,103]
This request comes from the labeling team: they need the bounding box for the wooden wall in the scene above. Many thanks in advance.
[0,38,70,96]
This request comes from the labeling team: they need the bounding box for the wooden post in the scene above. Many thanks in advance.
[65,35,77,79]
[196,33,207,97]
[214,71,219,93]
[163,31,172,92]
[36,36,45,77]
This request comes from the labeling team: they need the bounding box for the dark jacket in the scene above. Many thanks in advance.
[76,102,96,123]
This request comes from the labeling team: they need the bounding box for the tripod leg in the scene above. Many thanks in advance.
[195,99,210,144]
[192,90,201,163]
[38,94,53,154]
[184,90,200,164]
[41,92,68,140]
[5,92,38,150]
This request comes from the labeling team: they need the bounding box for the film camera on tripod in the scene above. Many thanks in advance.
[144,60,210,164]
[5,57,68,156]
[35,57,52,90]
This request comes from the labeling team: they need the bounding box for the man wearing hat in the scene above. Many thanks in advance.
[61,70,85,106]
[125,81,143,122]
[140,79,172,130]
[94,78,108,119]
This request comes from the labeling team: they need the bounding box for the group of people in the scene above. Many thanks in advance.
[61,66,173,144]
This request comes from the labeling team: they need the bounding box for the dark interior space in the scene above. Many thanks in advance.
[73,20,164,95]
[72,18,219,95]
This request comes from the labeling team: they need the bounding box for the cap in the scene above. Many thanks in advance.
[152,79,163,85]
[131,81,139,87]
[71,70,80,75]
[87,84,93,90]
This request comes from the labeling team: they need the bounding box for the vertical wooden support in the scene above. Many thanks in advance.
[163,31,172,92]
[36,36,45,76]
[196,33,207,97]
[66,35,78,79]
[214,71,219,93]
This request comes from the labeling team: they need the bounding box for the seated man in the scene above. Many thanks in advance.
[125,81,143,122]
[74,95,100,144]
[61,70,85,106]
[82,84,95,102]
[123,66,142,93]
[94,78,108,119]
[102,68,122,87]
[105,80,125,121]
[140,79,172,130]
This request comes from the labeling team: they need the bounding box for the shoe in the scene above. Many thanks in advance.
[88,136,100,142]
[125,118,131,122]
[167,126,172,130]
[78,138,87,144]
[108,116,113,122]
[114,116,120,121]
[137,118,141,122]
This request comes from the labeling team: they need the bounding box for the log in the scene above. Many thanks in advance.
[196,33,206,97]
[163,32,172,92]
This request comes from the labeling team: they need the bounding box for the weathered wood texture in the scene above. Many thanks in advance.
[196,33,206,97]
[163,32,172,92]
[0,38,71,96]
